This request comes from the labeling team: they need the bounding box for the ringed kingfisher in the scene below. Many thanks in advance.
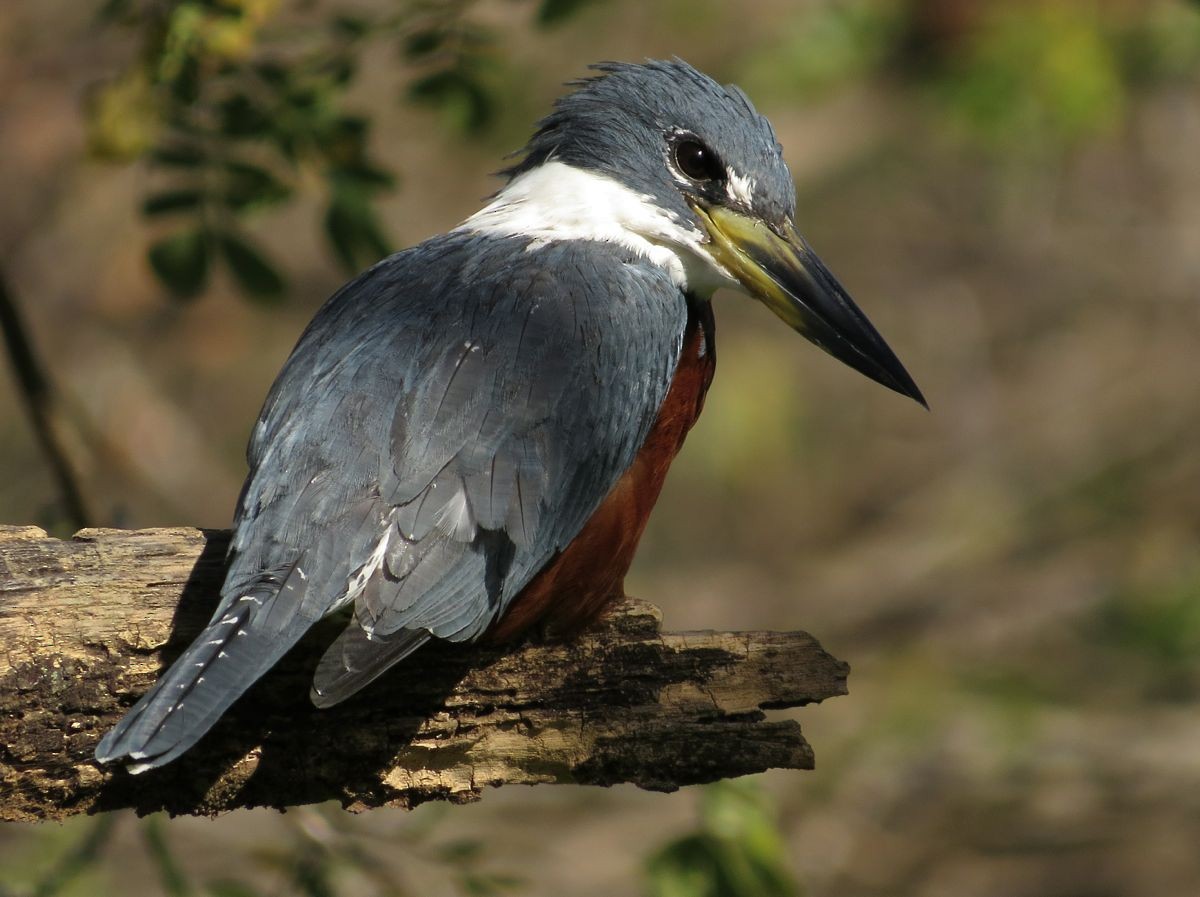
[97,59,923,772]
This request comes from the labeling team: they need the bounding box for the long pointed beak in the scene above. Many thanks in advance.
[694,203,926,407]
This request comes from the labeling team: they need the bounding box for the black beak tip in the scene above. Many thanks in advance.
[900,376,929,410]
[881,364,928,410]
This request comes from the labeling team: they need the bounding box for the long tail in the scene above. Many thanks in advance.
[96,564,315,773]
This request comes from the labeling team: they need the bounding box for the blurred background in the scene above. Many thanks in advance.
[3,1,1200,895]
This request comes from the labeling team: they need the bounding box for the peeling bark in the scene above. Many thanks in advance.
[0,525,848,821]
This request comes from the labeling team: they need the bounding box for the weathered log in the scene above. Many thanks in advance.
[0,525,848,822]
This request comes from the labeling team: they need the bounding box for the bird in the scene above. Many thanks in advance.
[96,58,924,773]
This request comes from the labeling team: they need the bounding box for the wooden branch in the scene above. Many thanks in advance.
[0,525,848,822]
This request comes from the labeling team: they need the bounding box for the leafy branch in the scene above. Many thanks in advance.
[87,0,598,302]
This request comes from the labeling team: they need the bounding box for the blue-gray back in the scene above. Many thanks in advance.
[231,231,687,658]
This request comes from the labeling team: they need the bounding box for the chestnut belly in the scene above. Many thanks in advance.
[487,301,715,642]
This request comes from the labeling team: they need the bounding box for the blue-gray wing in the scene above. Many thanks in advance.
[96,233,686,769]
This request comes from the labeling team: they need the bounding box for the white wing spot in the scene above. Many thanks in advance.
[339,528,392,606]
[436,487,475,541]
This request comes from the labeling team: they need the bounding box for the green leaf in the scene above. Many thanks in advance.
[284,83,322,114]
[403,29,446,58]
[536,0,598,28]
[361,220,390,259]
[331,160,396,191]
[935,5,1125,150]
[644,782,798,897]
[331,14,371,39]
[143,189,204,216]
[322,54,357,86]
[408,68,493,132]
[324,190,392,273]
[218,93,273,138]
[151,144,206,167]
[254,61,289,88]
[326,114,369,144]
[148,228,210,299]
[218,231,285,302]
[168,54,202,105]
[324,196,361,272]
[317,115,372,169]
[222,160,291,211]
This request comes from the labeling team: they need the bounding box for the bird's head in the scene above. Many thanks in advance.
[495,58,925,406]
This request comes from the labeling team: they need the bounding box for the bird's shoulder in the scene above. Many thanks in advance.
[252,231,686,453]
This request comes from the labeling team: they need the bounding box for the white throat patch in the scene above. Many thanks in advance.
[457,161,729,292]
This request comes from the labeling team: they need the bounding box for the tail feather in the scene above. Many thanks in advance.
[96,565,316,773]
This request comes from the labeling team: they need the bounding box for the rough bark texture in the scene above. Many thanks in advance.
[0,525,848,822]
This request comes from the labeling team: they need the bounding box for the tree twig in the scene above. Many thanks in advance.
[0,266,91,529]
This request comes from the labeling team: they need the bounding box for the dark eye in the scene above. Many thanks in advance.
[673,137,724,182]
